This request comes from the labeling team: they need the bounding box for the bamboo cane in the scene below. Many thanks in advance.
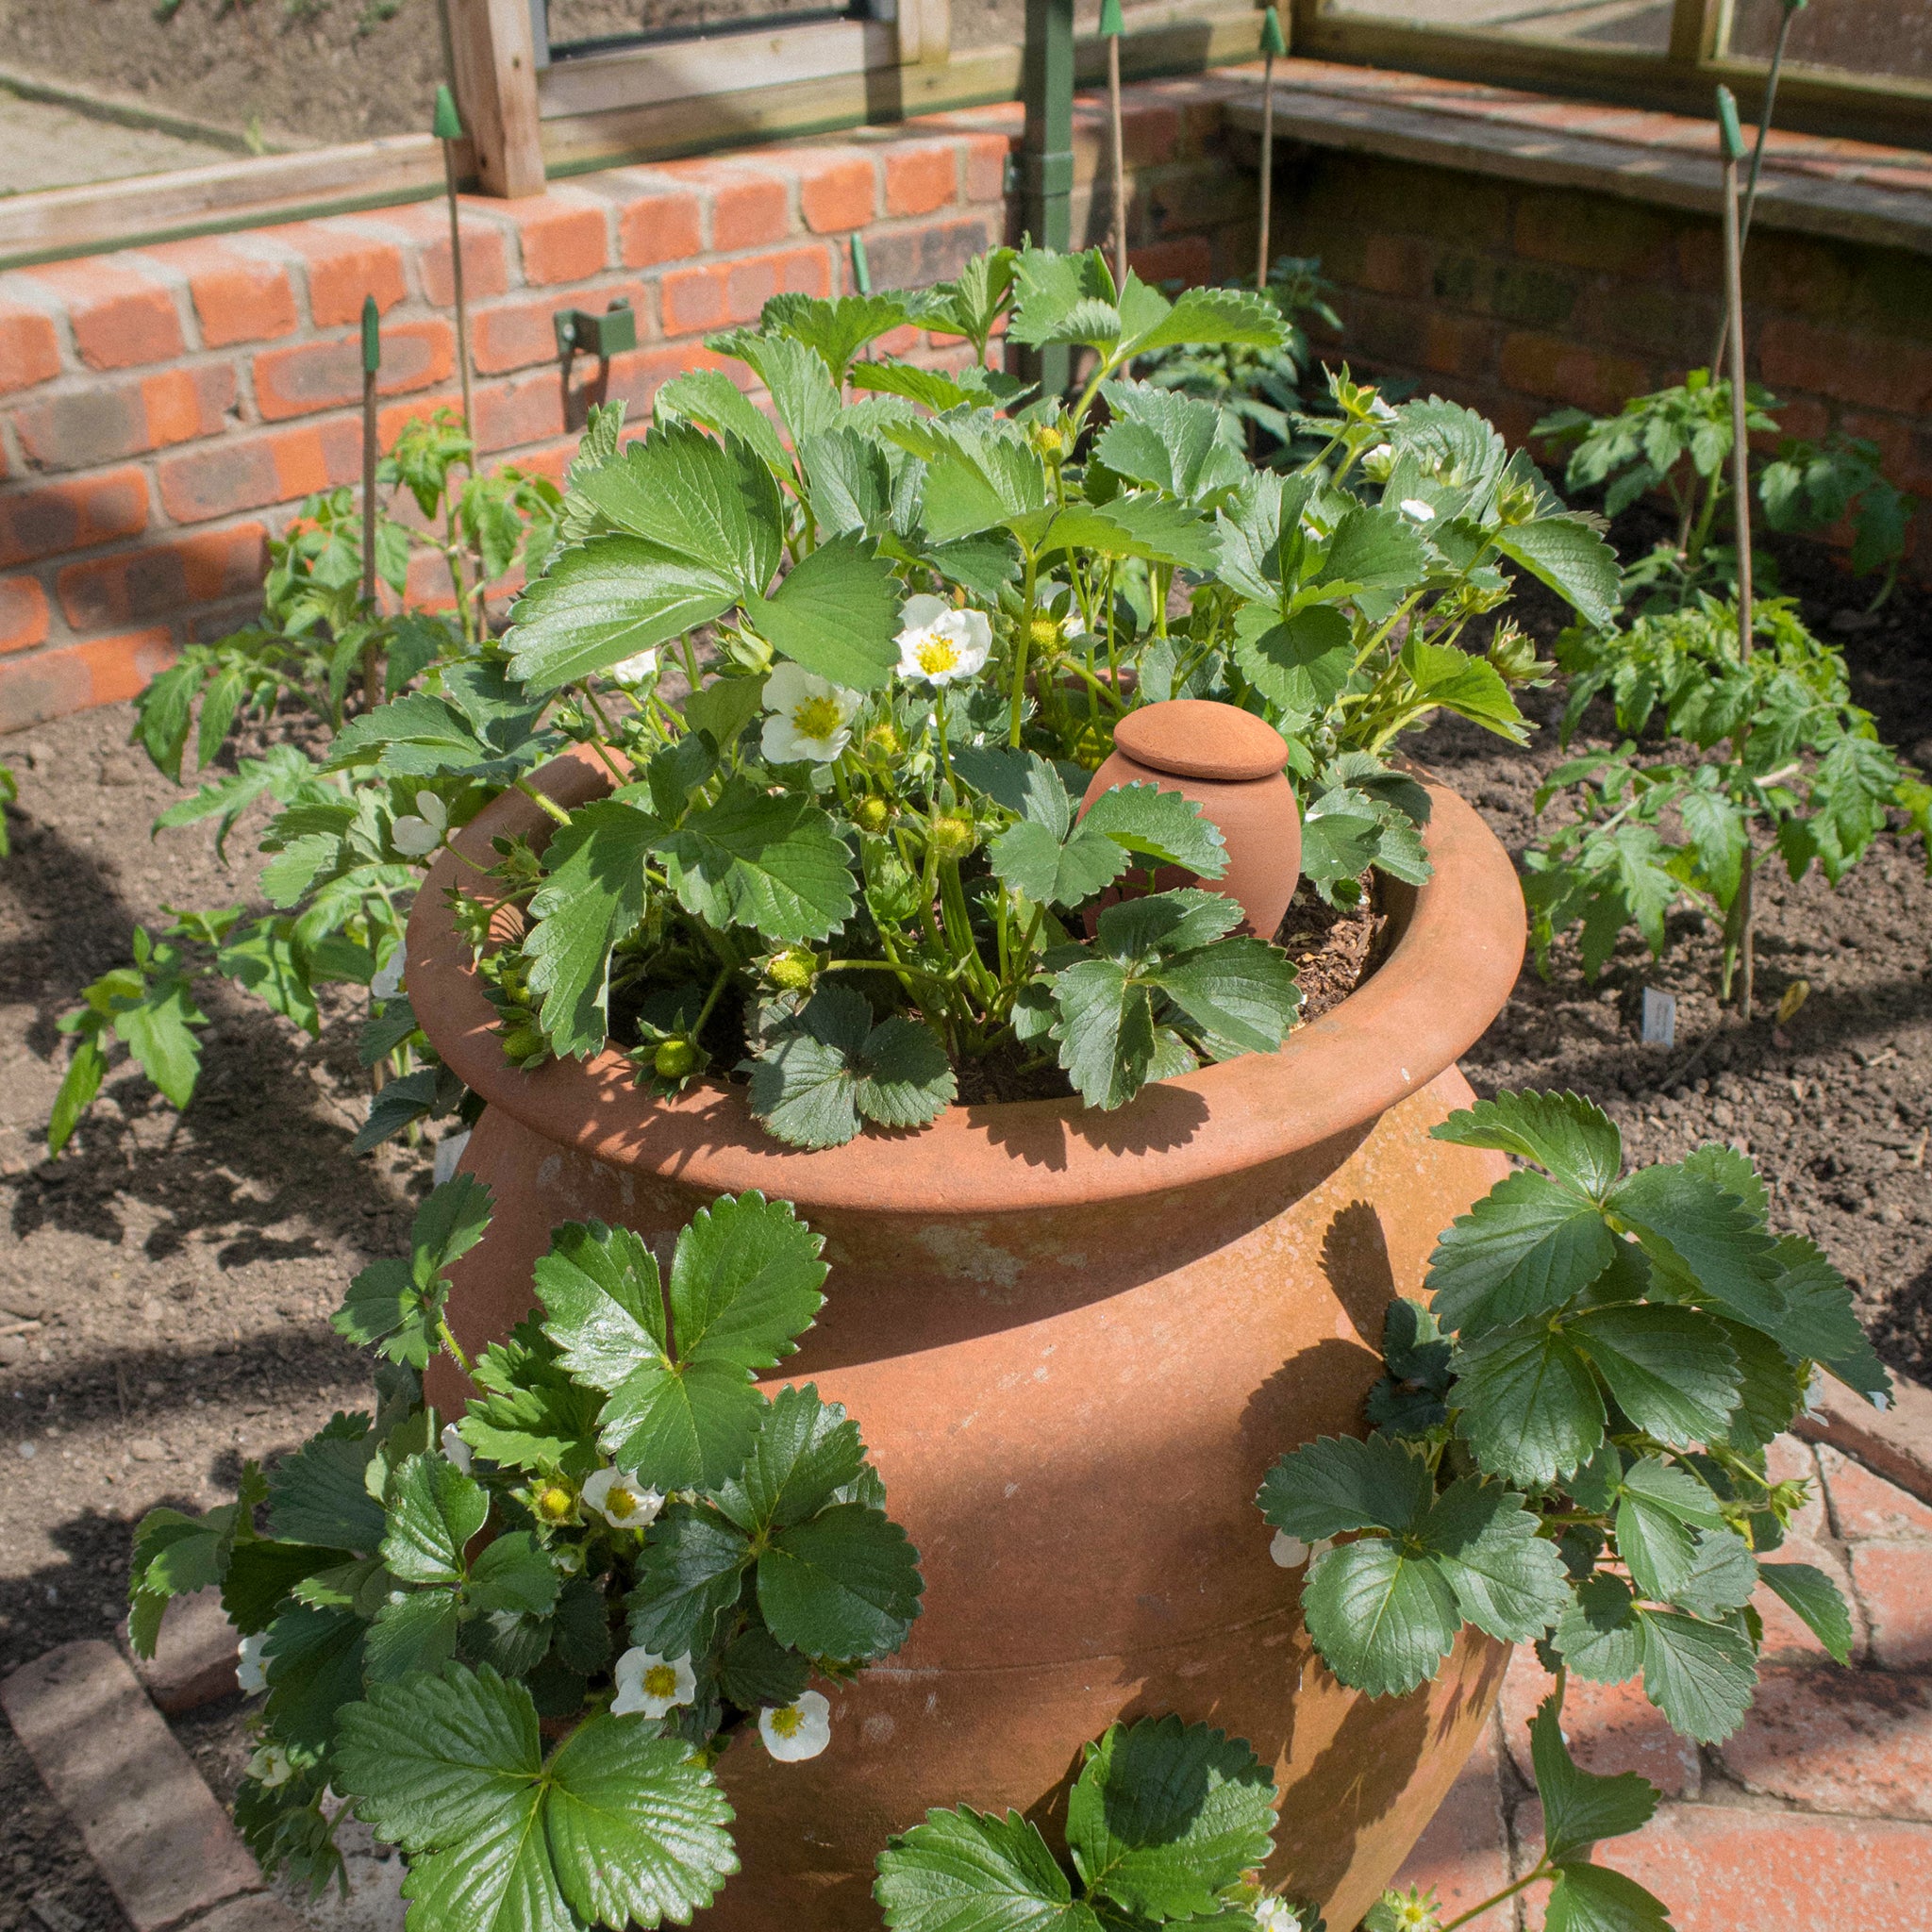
[1718,84,1757,1019]
[1101,0,1126,291]
[359,293,381,712]
[1257,8,1286,292]
[433,84,475,450]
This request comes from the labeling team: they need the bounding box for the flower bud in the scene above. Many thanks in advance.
[1487,623,1542,686]
[928,812,976,861]
[535,1483,575,1522]
[864,721,902,758]
[1028,422,1068,462]
[653,1038,699,1077]
[854,794,893,834]
[1027,614,1061,651]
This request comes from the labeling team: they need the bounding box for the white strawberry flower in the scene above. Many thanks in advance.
[370,940,407,1001]
[760,661,862,764]
[440,1423,473,1474]
[895,593,993,687]
[1399,498,1436,523]
[610,648,659,687]
[581,1465,662,1530]
[610,1647,696,1719]
[248,1742,294,1788]
[1254,1899,1304,1932]
[759,1689,832,1761]
[391,790,449,858]
[1269,1532,1333,1570]
[236,1631,268,1695]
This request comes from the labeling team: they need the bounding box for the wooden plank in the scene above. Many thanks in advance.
[448,0,547,197]
[1289,13,1932,149]
[539,5,1257,178]
[1668,0,1724,66]
[900,0,954,68]
[537,20,891,120]
[0,134,446,271]
[1224,81,1932,257]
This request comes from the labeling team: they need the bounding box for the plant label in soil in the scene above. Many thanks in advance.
[1641,987,1676,1047]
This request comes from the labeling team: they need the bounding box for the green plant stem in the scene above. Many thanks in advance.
[436,1317,472,1376]
[1441,1865,1550,1931]
[1010,549,1040,746]
[514,778,573,826]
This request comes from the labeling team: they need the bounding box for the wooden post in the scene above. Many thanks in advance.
[1257,7,1286,291]
[1668,0,1724,65]
[1102,0,1126,292]
[897,0,951,67]
[446,0,545,198]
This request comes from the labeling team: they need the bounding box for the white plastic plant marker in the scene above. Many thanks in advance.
[432,1129,472,1187]
[1641,988,1676,1048]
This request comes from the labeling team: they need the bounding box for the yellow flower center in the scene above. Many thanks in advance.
[608,1486,638,1517]
[1027,616,1059,649]
[791,695,845,741]
[537,1485,574,1520]
[915,635,961,675]
[644,1664,679,1699]
[769,1705,805,1738]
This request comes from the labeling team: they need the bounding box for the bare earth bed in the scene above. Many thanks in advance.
[0,526,1926,1926]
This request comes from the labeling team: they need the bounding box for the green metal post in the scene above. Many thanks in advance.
[1023,0,1074,397]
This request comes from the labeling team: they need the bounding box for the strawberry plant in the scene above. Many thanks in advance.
[126,1181,921,1922]
[51,245,1619,1158]
[1257,1089,1884,1928]
[874,1690,1671,1932]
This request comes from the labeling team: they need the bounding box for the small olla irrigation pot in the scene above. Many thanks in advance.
[1081,697,1304,936]
[409,699,1525,1932]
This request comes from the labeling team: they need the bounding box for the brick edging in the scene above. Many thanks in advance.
[1800,1376,1932,1511]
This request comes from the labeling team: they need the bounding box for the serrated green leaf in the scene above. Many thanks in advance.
[1636,1608,1757,1742]
[1427,1171,1616,1337]
[654,368,791,480]
[365,1587,462,1683]
[714,1384,867,1533]
[536,1222,667,1388]
[504,536,740,691]
[461,1323,605,1478]
[1257,1432,1433,1539]
[657,777,856,943]
[335,1662,736,1931]
[1453,1320,1604,1486]
[716,1624,810,1710]
[1529,1689,1657,1860]
[1670,1527,1757,1621]
[669,1189,827,1372]
[626,1504,752,1657]
[224,1539,355,1638]
[990,818,1130,909]
[1607,1164,1788,1333]
[1066,1717,1275,1920]
[1493,516,1623,631]
[745,530,901,691]
[267,1419,387,1554]
[1424,1477,1574,1642]
[758,1503,923,1662]
[876,1806,1099,1932]
[1757,1562,1854,1666]
[1770,1236,1891,1402]
[525,798,660,1058]
[1554,1573,1643,1685]
[1432,1091,1624,1203]
[383,1453,489,1586]
[1081,783,1229,876]
[468,1533,561,1618]
[1094,382,1246,502]
[598,1357,771,1493]
[1544,1859,1673,1932]
[1569,1304,1740,1446]
[1124,282,1287,358]
[1232,605,1354,723]
[1301,1538,1463,1696]
[263,1602,369,1756]
[1050,957,1156,1110]
[1154,935,1301,1058]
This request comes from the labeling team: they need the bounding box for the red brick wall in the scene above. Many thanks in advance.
[2,69,1925,734]
[1265,149,1932,563]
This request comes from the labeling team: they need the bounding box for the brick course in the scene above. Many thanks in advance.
[3,67,1927,736]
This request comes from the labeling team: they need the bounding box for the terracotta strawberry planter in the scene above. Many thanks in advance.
[408,746,1525,1931]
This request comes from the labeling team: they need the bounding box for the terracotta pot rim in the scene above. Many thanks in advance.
[406,745,1525,1213]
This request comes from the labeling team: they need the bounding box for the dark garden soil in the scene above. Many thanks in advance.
[0,520,1926,1924]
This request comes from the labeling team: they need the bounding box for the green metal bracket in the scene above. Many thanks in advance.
[554,298,638,364]
[432,83,464,143]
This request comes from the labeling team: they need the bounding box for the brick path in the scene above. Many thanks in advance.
[1394,1431,1932,1930]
